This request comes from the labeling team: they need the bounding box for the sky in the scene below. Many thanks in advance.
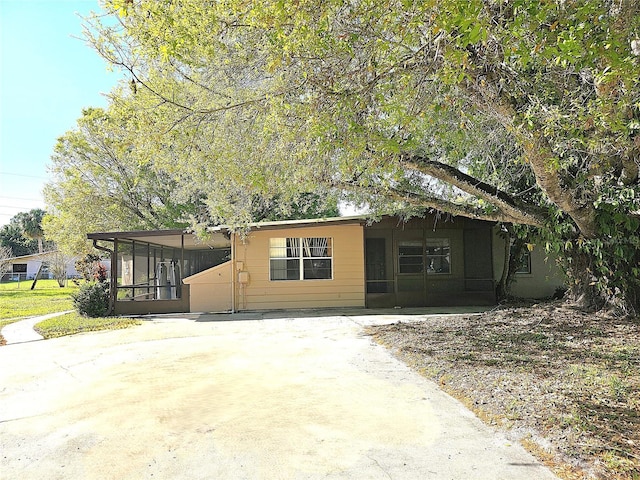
[0,0,122,226]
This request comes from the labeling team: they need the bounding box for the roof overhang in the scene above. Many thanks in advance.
[4,251,59,262]
[87,230,230,250]
[87,216,368,250]
[209,215,367,233]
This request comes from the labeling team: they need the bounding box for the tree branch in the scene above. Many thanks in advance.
[523,134,597,237]
[335,179,543,226]
[401,155,546,227]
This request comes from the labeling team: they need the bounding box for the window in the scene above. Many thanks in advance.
[12,264,27,273]
[398,241,424,274]
[398,239,451,275]
[513,248,532,274]
[426,239,450,274]
[270,237,332,281]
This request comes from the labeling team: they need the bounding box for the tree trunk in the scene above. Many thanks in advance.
[523,135,598,238]
[562,248,603,311]
[496,230,512,302]
[496,229,528,302]
[30,262,44,290]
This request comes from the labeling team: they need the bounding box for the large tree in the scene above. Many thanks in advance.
[14,209,47,254]
[44,98,340,253]
[44,103,198,253]
[0,222,37,257]
[1,209,51,256]
[81,0,639,312]
[0,245,13,281]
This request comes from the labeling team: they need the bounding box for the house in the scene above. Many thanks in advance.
[87,214,565,315]
[0,251,83,282]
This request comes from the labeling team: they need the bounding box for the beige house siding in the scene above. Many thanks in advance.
[492,229,566,299]
[233,224,365,310]
[183,261,232,312]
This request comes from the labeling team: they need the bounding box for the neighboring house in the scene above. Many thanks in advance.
[0,251,100,282]
[87,214,565,315]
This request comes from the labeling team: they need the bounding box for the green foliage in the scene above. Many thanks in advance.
[72,281,110,318]
[14,209,47,253]
[252,193,340,222]
[0,210,52,256]
[44,105,196,254]
[34,311,140,339]
[45,96,342,253]
[75,254,105,281]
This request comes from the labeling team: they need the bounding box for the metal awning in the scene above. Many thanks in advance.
[87,230,230,250]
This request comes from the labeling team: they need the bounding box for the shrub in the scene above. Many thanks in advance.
[93,262,108,282]
[72,281,110,317]
[74,254,101,282]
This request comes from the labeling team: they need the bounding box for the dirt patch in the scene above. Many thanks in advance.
[367,302,640,479]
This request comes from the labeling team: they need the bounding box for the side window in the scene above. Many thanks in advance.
[513,248,532,275]
[301,237,332,279]
[270,237,332,280]
[426,239,450,274]
[398,241,423,274]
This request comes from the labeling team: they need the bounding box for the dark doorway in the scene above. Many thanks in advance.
[463,227,494,291]
[365,238,388,293]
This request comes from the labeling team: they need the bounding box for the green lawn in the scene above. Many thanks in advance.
[0,279,76,322]
[35,312,141,339]
[0,279,140,342]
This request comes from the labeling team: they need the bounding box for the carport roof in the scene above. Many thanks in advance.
[87,230,230,250]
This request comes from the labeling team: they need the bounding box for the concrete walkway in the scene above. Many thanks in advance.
[1,311,72,344]
[0,312,559,479]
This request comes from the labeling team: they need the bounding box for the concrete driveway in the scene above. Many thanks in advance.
[0,311,558,479]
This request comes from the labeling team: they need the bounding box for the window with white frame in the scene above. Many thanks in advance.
[270,237,333,281]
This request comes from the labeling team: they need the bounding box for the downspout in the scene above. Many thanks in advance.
[181,233,185,308]
[362,224,368,308]
[93,239,116,315]
[230,231,236,313]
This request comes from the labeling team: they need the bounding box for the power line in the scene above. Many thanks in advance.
[0,172,48,180]
[0,205,45,210]
[0,196,43,202]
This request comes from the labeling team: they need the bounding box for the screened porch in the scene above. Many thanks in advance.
[87,229,231,315]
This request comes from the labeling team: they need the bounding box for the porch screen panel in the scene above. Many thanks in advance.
[116,241,133,300]
[426,239,450,274]
[463,228,493,291]
[398,241,423,274]
[133,242,152,299]
[366,238,388,293]
[270,237,332,281]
